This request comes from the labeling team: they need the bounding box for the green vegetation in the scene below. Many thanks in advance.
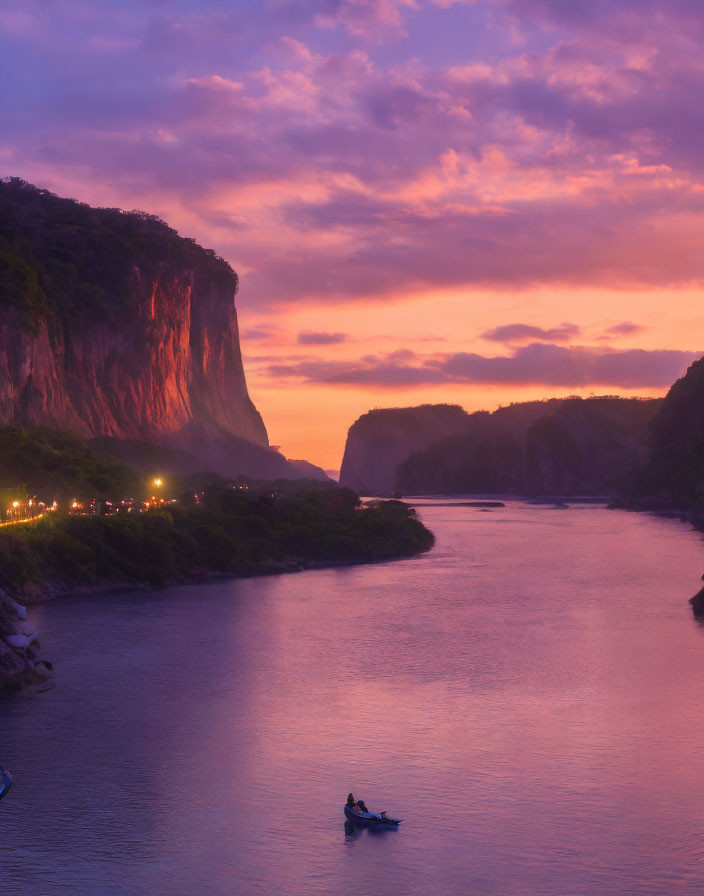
[0,426,142,505]
[0,484,434,595]
[0,177,236,328]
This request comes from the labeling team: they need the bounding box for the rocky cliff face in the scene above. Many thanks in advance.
[339,404,469,493]
[341,397,661,496]
[0,179,300,479]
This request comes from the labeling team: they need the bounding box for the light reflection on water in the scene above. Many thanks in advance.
[2,502,704,895]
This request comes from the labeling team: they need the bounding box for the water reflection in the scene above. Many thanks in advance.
[2,502,704,895]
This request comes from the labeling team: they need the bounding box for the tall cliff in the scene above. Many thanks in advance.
[0,178,303,479]
[339,404,470,493]
[340,397,661,496]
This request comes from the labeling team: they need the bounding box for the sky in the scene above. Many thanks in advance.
[2,0,703,470]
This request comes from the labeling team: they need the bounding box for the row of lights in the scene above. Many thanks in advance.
[5,478,166,519]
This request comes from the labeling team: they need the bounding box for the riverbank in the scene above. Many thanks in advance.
[0,485,434,692]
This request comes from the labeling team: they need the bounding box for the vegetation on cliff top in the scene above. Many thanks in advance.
[0,177,236,329]
[0,483,434,596]
[632,357,704,509]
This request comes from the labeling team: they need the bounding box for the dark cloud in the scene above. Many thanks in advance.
[297,330,347,344]
[481,323,580,343]
[245,188,704,305]
[242,328,276,341]
[602,321,645,337]
[266,344,700,388]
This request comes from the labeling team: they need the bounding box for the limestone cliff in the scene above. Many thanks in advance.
[0,178,295,478]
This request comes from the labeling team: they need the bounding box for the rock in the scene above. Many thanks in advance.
[0,592,27,620]
[691,587,704,615]
[32,661,53,680]
[4,630,37,649]
[0,590,50,693]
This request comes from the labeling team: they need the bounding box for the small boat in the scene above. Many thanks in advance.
[0,765,12,801]
[344,804,403,827]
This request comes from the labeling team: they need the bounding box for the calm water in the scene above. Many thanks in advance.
[3,502,704,895]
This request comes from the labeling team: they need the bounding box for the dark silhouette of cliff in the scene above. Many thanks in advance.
[339,404,469,493]
[340,397,661,496]
[634,356,704,508]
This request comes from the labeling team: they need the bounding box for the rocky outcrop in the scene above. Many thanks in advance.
[634,355,704,509]
[0,591,51,692]
[0,178,301,479]
[341,397,662,496]
[339,404,469,493]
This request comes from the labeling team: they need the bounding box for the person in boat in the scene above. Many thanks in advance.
[346,793,367,814]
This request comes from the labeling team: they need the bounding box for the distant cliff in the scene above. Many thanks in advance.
[340,397,661,496]
[339,404,469,493]
[0,178,306,479]
[633,356,704,508]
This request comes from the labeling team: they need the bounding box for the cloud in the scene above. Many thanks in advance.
[481,322,580,343]
[297,330,348,344]
[266,344,700,388]
[242,327,277,341]
[602,321,645,337]
[4,0,704,311]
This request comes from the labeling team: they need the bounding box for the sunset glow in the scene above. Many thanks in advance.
[4,1,704,469]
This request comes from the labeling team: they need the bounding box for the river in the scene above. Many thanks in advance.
[2,501,704,895]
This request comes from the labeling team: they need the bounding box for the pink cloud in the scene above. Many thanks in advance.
[481,323,581,343]
[266,344,701,388]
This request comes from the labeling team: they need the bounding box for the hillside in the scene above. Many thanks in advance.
[633,357,704,508]
[340,397,662,496]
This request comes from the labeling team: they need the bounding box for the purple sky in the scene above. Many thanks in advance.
[1,0,703,465]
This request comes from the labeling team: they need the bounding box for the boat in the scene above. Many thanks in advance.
[344,804,403,827]
[0,765,12,801]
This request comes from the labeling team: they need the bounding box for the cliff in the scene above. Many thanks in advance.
[339,404,469,493]
[340,397,661,496]
[0,178,299,479]
[633,356,704,508]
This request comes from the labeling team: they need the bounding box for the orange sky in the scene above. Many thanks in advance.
[4,0,704,470]
[239,285,703,469]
